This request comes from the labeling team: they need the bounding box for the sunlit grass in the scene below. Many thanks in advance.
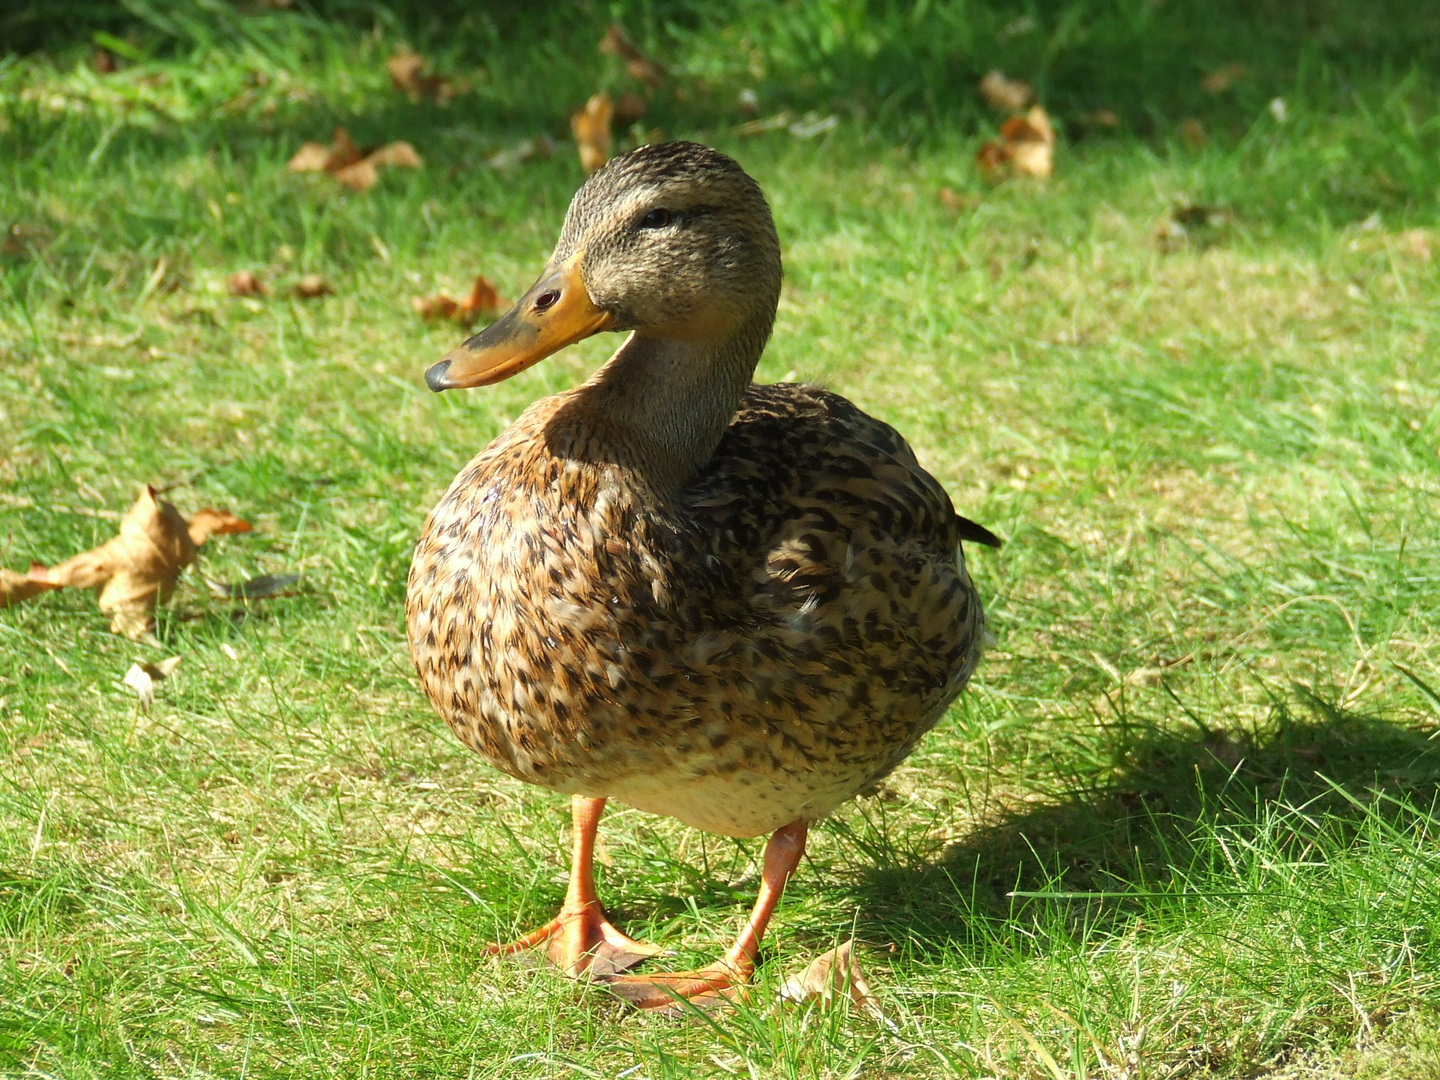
[3,2,1440,1077]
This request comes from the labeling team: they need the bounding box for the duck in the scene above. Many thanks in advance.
[406,141,999,1011]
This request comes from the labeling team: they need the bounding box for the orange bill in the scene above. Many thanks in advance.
[424,252,612,391]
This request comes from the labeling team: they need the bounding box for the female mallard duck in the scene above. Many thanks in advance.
[407,142,998,1010]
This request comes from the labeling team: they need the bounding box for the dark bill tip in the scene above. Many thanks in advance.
[424,359,453,393]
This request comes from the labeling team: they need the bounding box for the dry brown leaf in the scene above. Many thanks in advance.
[288,129,419,191]
[614,91,649,126]
[572,92,614,175]
[977,105,1055,179]
[292,274,332,299]
[938,187,978,211]
[26,486,251,638]
[598,24,666,88]
[1202,62,1248,93]
[1178,118,1207,149]
[331,158,379,191]
[386,50,455,102]
[412,274,505,324]
[777,941,886,1021]
[978,70,1034,112]
[1,567,59,608]
[366,141,422,169]
[286,140,331,172]
[123,655,183,709]
[93,47,117,74]
[227,271,269,297]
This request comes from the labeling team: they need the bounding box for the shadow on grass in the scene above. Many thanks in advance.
[844,687,1440,957]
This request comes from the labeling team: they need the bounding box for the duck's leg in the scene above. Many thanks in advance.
[488,795,663,977]
[604,819,809,1011]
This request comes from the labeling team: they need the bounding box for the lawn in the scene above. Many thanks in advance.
[3,1,1440,1077]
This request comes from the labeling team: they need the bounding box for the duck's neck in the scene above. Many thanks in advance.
[579,316,770,494]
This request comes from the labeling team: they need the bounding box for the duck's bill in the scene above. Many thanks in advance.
[424,254,613,391]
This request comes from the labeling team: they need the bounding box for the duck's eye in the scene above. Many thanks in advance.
[639,208,673,229]
[534,289,560,311]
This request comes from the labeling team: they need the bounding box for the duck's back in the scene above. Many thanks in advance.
[407,383,988,838]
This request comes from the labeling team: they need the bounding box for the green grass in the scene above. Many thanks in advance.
[3,1,1440,1076]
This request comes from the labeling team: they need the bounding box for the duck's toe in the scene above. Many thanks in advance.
[488,900,664,978]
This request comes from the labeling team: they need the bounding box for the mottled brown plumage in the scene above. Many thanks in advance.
[405,142,997,1007]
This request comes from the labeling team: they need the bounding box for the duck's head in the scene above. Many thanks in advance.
[426,142,781,391]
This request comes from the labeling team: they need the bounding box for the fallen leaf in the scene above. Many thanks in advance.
[938,187,978,211]
[366,142,422,169]
[227,271,269,297]
[292,274,332,299]
[1202,62,1247,93]
[123,655,183,709]
[287,128,420,191]
[572,92,614,174]
[614,91,649,125]
[977,105,1055,179]
[386,50,455,102]
[598,25,665,88]
[1178,118,1207,149]
[26,486,250,638]
[411,274,506,323]
[286,140,332,172]
[209,572,303,600]
[93,47,117,74]
[1,568,59,608]
[978,70,1034,112]
[777,941,887,1023]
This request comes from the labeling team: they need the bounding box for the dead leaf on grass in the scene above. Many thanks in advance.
[572,92,613,174]
[23,486,251,638]
[386,49,458,102]
[411,274,505,323]
[1178,118,1207,149]
[614,91,649,125]
[123,655,183,709]
[287,127,421,191]
[977,105,1055,179]
[599,25,666,88]
[777,941,888,1023]
[227,271,269,297]
[938,187,978,211]
[1,568,59,608]
[978,70,1034,112]
[1202,62,1248,93]
[292,274,332,299]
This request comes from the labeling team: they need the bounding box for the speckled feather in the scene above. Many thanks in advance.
[407,379,990,838]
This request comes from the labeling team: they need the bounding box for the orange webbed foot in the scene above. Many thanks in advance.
[489,900,664,977]
[602,960,749,1012]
